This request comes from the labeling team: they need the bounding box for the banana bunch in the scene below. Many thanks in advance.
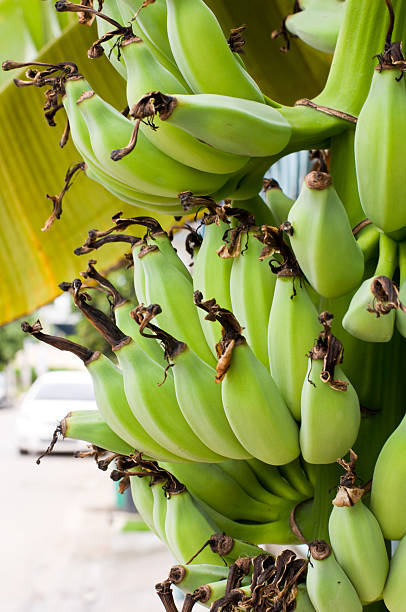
[13,0,406,609]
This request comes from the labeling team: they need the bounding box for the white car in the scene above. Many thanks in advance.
[16,369,97,455]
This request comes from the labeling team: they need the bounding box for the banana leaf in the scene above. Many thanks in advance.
[0,23,166,325]
[0,3,331,325]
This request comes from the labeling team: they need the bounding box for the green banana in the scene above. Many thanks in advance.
[113,339,226,462]
[120,0,179,72]
[287,169,364,298]
[83,161,183,214]
[295,583,316,611]
[329,500,388,603]
[285,1,345,54]
[159,336,250,460]
[165,0,264,101]
[371,411,406,540]
[121,36,248,174]
[247,459,306,502]
[132,91,292,157]
[355,65,406,233]
[192,218,233,358]
[129,467,157,534]
[218,459,298,506]
[161,461,292,523]
[195,497,312,546]
[263,179,294,225]
[61,409,134,455]
[396,240,406,338]
[151,478,169,543]
[268,269,320,421]
[195,294,300,465]
[342,233,398,342]
[328,457,388,603]
[299,313,361,464]
[279,459,315,499]
[164,487,222,565]
[76,88,228,198]
[66,282,225,462]
[141,244,215,365]
[306,541,362,612]
[21,320,186,462]
[168,563,229,594]
[383,534,406,611]
[63,77,186,210]
[228,224,275,368]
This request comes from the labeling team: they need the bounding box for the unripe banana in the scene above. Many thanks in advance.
[295,583,316,611]
[165,0,264,101]
[21,321,185,462]
[164,488,222,565]
[129,468,157,534]
[61,409,134,455]
[218,459,296,506]
[131,91,291,157]
[285,1,345,54]
[151,479,169,543]
[166,344,250,460]
[342,233,398,342]
[141,244,215,365]
[192,219,233,358]
[263,179,294,225]
[287,169,364,298]
[279,458,315,499]
[194,295,300,465]
[120,0,179,71]
[121,36,248,174]
[299,313,360,464]
[383,534,406,611]
[268,270,320,420]
[300,358,360,464]
[114,339,225,462]
[161,461,291,523]
[306,541,362,612]
[371,411,406,540]
[328,469,388,603]
[76,89,227,198]
[355,66,406,233]
[195,497,311,545]
[229,225,275,368]
[247,459,306,502]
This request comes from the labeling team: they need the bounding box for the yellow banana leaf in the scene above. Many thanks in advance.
[0,23,167,326]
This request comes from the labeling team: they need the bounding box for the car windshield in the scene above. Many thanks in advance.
[33,383,94,401]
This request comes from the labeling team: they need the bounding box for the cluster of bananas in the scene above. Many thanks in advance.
[8,0,406,609]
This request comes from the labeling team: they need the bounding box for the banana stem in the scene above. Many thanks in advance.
[315,0,406,115]
[374,234,398,278]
